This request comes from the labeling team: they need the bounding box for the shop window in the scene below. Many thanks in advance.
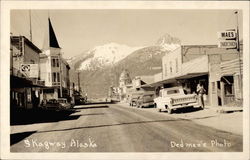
[225,84,234,96]
[222,76,234,96]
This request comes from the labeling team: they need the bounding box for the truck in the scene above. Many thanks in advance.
[154,86,200,114]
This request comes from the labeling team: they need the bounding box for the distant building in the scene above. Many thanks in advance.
[118,69,132,101]
[10,36,42,109]
[39,18,71,101]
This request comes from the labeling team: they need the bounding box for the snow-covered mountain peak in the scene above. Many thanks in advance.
[156,33,181,51]
[78,43,142,70]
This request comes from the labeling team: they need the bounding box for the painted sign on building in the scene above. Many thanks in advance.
[217,30,237,49]
[21,64,39,78]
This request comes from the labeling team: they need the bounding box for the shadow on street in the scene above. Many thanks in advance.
[30,115,215,134]
[74,105,109,110]
[10,131,37,145]
[162,107,203,114]
[10,109,80,126]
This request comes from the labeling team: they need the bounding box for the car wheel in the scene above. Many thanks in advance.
[167,108,172,114]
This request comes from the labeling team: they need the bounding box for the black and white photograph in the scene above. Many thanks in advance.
[0,1,249,160]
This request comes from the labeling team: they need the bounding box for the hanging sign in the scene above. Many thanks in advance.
[21,64,39,78]
[217,29,237,49]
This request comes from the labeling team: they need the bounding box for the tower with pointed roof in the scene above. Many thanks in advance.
[39,18,70,100]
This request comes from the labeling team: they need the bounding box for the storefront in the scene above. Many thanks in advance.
[219,58,243,106]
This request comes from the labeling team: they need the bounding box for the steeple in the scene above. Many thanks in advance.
[48,18,60,48]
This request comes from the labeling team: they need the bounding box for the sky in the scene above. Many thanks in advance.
[10,9,243,59]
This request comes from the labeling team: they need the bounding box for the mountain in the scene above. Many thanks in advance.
[70,43,142,71]
[156,33,181,51]
[69,34,181,98]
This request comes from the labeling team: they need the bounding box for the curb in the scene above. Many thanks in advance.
[216,109,243,114]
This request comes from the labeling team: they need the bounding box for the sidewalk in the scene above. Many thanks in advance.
[118,103,243,135]
[171,105,243,136]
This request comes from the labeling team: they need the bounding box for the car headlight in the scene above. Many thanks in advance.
[170,98,173,105]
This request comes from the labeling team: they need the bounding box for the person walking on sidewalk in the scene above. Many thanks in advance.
[197,82,206,109]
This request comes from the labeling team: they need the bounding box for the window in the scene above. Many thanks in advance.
[167,89,180,95]
[52,72,57,82]
[225,84,234,96]
[56,59,59,67]
[52,58,59,67]
[57,72,60,82]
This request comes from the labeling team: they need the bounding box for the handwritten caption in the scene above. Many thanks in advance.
[24,137,97,150]
[170,139,231,148]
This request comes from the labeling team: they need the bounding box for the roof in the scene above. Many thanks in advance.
[11,36,42,54]
[176,72,208,80]
[149,77,177,87]
[48,18,60,48]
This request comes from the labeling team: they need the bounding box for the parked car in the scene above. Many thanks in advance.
[57,98,72,110]
[45,99,60,111]
[154,86,199,114]
[45,98,71,111]
[136,92,155,108]
[129,93,142,107]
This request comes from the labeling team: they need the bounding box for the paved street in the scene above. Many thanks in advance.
[11,103,242,152]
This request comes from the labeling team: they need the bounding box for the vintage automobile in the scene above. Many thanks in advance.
[44,99,60,111]
[129,93,143,107]
[57,98,72,110]
[154,87,200,114]
[136,92,155,108]
[45,98,71,111]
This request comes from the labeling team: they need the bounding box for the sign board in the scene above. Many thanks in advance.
[21,64,39,78]
[217,30,237,49]
[218,40,237,49]
[217,30,236,40]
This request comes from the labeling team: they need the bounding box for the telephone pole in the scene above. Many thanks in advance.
[29,10,32,42]
[77,71,81,93]
[235,11,242,100]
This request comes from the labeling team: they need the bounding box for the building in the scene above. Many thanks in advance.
[10,36,42,110]
[152,44,243,107]
[39,18,71,101]
[118,69,132,101]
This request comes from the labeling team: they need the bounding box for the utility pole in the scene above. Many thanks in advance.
[77,71,81,93]
[235,11,242,100]
[29,10,32,42]
[59,57,63,98]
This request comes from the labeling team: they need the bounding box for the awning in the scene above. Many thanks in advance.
[176,72,208,80]
[11,75,47,88]
[11,75,33,88]
[148,72,208,87]
[149,78,177,87]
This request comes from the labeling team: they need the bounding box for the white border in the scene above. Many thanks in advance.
[1,1,249,160]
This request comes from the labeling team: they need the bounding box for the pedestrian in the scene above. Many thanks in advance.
[196,82,206,109]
